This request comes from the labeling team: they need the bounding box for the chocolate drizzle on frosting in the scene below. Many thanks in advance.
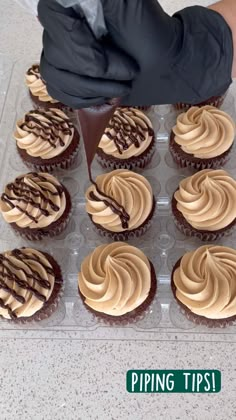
[0,249,53,319]
[106,108,153,154]
[1,173,64,224]
[21,109,73,149]
[27,64,40,77]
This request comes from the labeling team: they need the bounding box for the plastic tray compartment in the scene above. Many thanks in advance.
[0,59,236,342]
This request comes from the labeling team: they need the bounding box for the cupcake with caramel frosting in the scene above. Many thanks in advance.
[0,172,71,241]
[170,106,235,170]
[85,169,156,240]
[96,107,155,170]
[14,108,80,172]
[25,64,65,110]
[78,242,157,322]
[172,245,236,327]
[0,247,63,322]
[172,169,236,241]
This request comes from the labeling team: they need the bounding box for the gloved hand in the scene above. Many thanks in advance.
[38,0,137,108]
[38,0,233,108]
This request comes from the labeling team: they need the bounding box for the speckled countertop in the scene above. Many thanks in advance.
[0,1,236,419]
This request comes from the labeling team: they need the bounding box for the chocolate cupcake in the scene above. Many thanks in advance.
[0,247,63,322]
[0,172,71,241]
[78,242,157,323]
[96,107,155,170]
[172,169,236,241]
[170,106,235,170]
[14,108,80,172]
[174,92,227,111]
[171,245,236,327]
[25,64,65,110]
[85,169,156,240]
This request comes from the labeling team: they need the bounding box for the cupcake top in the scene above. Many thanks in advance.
[0,172,67,229]
[0,248,56,319]
[14,109,75,160]
[173,245,236,319]
[173,106,235,159]
[174,169,236,231]
[25,64,59,104]
[78,242,151,316]
[98,107,154,159]
[86,169,154,232]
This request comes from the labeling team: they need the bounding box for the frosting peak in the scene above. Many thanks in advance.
[174,169,236,231]
[173,245,236,319]
[98,107,154,159]
[173,106,235,158]
[78,242,151,316]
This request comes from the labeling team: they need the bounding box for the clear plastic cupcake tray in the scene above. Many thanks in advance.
[1,55,236,342]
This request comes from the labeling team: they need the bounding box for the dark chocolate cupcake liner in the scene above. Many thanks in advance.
[79,261,157,326]
[96,138,156,171]
[172,195,236,242]
[89,198,156,241]
[174,93,227,111]
[19,141,80,173]
[169,131,232,170]
[9,253,64,324]
[171,258,236,328]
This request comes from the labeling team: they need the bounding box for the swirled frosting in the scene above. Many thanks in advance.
[25,64,59,103]
[14,109,75,159]
[98,108,154,159]
[78,242,151,316]
[0,173,66,229]
[173,245,236,319]
[86,170,153,232]
[174,169,236,231]
[173,106,235,158]
[0,248,55,319]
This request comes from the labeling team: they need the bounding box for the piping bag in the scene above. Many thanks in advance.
[57,0,121,180]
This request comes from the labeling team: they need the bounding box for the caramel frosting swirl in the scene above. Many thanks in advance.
[98,107,154,159]
[78,242,151,316]
[0,248,55,319]
[0,173,66,229]
[25,64,59,103]
[173,106,235,158]
[173,245,236,319]
[174,169,236,231]
[86,170,153,232]
[14,109,75,159]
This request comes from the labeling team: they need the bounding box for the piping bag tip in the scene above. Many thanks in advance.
[77,98,121,179]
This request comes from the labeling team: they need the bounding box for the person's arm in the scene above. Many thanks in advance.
[209,1,236,77]
[38,0,234,108]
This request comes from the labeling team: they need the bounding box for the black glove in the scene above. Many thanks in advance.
[38,0,137,108]
[104,1,233,106]
[38,0,233,108]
